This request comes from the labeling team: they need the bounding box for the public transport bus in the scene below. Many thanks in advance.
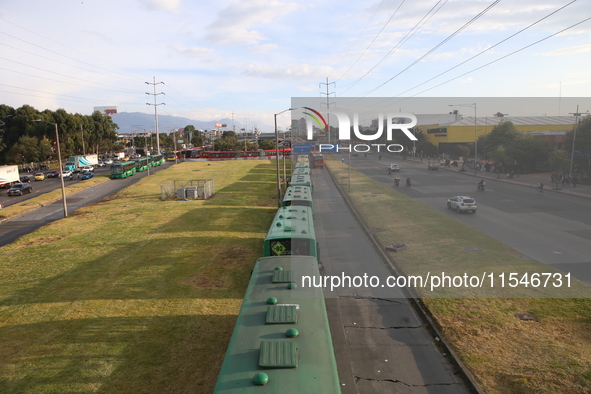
[150,154,164,167]
[165,151,178,161]
[290,173,313,191]
[200,151,236,160]
[240,150,262,158]
[263,206,317,257]
[312,153,325,168]
[135,157,149,172]
[282,185,313,209]
[111,161,137,179]
[264,148,292,158]
[214,255,341,394]
[292,167,310,176]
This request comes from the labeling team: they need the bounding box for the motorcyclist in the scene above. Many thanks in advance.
[478,179,485,191]
[406,177,411,186]
[394,176,400,186]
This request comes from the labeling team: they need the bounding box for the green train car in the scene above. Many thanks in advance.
[289,173,313,191]
[214,256,341,393]
[111,161,137,179]
[264,206,317,257]
[291,167,310,176]
[282,185,313,209]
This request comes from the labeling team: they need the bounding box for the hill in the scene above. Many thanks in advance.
[111,112,241,134]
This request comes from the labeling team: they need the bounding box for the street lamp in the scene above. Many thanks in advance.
[449,103,477,175]
[274,108,295,207]
[33,120,68,218]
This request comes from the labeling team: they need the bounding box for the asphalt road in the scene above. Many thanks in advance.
[0,162,173,247]
[346,154,591,286]
[312,166,471,393]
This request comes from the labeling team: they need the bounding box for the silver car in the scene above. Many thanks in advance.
[447,196,477,213]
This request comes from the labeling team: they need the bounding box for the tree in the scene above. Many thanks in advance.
[259,140,276,150]
[505,134,550,172]
[563,115,591,174]
[479,120,519,159]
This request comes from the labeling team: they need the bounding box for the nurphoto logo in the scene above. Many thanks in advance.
[302,107,417,153]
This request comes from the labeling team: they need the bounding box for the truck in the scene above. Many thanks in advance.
[64,154,99,173]
[0,165,20,188]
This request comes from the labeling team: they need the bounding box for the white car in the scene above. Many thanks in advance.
[58,170,72,179]
[447,196,477,214]
[81,165,94,173]
[388,164,400,172]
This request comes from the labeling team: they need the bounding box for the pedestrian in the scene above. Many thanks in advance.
[572,176,578,188]
[378,155,381,160]
[341,158,344,163]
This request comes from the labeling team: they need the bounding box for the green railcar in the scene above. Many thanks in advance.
[291,166,310,176]
[289,173,313,191]
[264,206,317,258]
[282,185,313,209]
[110,161,136,179]
[214,256,341,394]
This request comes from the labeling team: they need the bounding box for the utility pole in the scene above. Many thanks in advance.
[146,77,165,154]
[80,124,86,156]
[320,77,336,143]
[569,105,584,176]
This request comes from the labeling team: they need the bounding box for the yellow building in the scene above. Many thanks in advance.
[418,116,576,154]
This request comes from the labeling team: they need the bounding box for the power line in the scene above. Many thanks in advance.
[359,0,501,97]
[340,0,448,95]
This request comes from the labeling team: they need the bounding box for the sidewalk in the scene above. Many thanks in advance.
[437,162,591,199]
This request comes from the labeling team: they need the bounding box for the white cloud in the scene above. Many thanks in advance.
[170,44,215,58]
[240,63,337,81]
[136,0,181,12]
[205,0,300,46]
[539,43,591,57]
[248,43,279,54]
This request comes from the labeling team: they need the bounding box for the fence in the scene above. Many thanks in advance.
[160,179,215,200]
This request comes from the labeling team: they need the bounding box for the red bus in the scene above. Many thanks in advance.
[264,148,292,158]
[312,153,325,167]
[200,151,236,160]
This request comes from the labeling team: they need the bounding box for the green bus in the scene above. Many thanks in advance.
[214,256,341,393]
[111,161,137,179]
[135,157,149,172]
[282,185,313,209]
[264,206,317,258]
[150,154,164,167]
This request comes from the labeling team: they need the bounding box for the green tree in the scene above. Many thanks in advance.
[563,115,591,174]
[505,134,550,172]
[479,120,519,159]
[259,140,276,150]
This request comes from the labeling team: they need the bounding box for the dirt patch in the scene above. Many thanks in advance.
[19,235,63,247]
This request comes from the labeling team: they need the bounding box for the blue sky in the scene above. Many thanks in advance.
[1,0,590,131]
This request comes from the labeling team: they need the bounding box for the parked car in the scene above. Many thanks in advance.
[428,163,439,171]
[7,183,33,196]
[388,164,400,172]
[81,165,94,173]
[58,170,72,179]
[34,172,45,181]
[80,172,95,180]
[46,170,59,178]
[447,196,477,213]
[20,176,31,183]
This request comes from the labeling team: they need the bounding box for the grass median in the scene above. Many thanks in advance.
[326,156,591,393]
[0,160,279,393]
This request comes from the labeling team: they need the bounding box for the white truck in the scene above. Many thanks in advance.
[65,154,99,173]
[0,165,20,188]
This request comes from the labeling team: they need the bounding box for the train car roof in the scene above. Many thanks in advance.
[282,185,312,204]
[265,206,315,240]
[214,256,341,393]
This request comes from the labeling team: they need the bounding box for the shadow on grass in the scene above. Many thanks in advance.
[0,234,261,306]
[0,314,236,393]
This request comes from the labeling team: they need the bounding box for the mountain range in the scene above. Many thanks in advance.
[110,112,245,134]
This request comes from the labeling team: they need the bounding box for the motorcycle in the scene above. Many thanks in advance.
[477,181,485,191]
[394,178,400,187]
[405,177,411,187]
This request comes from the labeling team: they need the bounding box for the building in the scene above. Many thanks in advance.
[418,115,576,154]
